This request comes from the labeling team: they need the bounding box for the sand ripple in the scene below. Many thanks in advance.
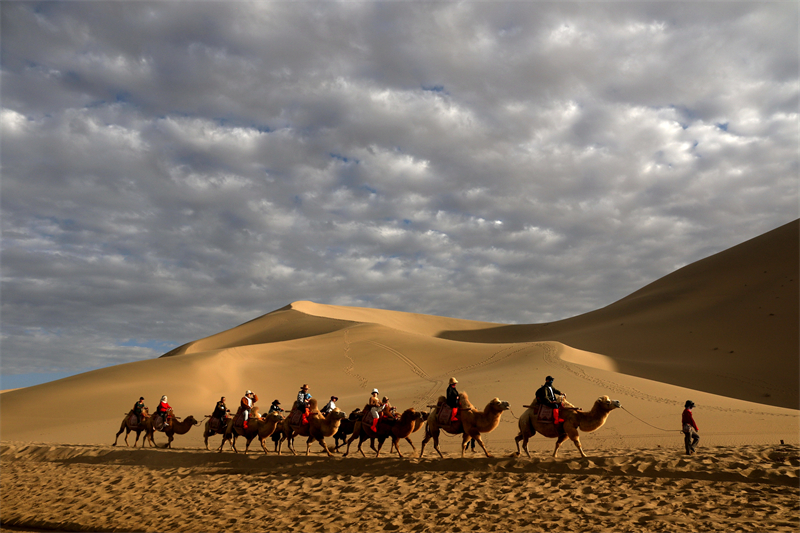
[1,443,798,532]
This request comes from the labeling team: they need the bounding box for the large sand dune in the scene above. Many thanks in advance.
[2,220,798,532]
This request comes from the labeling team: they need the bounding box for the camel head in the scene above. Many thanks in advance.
[264,412,283,422]
[185,416,199,426]
[597,395,621,410]
[487,398,510,412]
[328,409,347,421]
[348,408,362,420]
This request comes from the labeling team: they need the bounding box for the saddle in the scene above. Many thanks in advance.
[210,416,227,434]
[153,414,169,431]
[437,404,455,425]
[289,409,304,426]
[535,404,554,423]
[126,413,140,430]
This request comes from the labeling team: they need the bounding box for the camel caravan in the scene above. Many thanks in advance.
[113,376,622,459]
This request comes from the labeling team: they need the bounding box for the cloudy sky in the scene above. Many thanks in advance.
[2,2,797,387]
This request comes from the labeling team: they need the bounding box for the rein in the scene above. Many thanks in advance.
[621,406,682,432]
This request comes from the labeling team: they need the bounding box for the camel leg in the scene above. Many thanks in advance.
[132,431,141,448]
[244,437,255,455]
[319,440,333,457]
[113,426,124,447]
[342,431,360,457]
[306,436,314,456]
[404,437,416,455]
[374,437,384,458]
[391,438,404,458]
[553,433,569,457]
[231,434,240,454]
[259,436,270,455]
[571,435,586,458]
[473,436,491,458]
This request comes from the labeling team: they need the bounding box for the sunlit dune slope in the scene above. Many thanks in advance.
[439,220,799,409]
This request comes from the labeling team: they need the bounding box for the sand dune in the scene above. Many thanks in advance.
[2,220,798,532]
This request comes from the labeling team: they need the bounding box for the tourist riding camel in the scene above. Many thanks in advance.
[132,397,147,425]
[367,389,382,432]
[155,395,172,430]
[535,376,566,428]
[208,396,229,435]
[268,399,283,414]
[296,384,312,424]
[237,390,258,430]
[321,396,338,415]
[446,377,460,422]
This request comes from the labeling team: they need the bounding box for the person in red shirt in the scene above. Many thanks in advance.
[156,395,172,430]
[682,400,700,454]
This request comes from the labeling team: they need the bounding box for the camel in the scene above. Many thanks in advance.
[277,402,346,456]
[144,413,199,448]
[514,395,621,458]
[112,408,149,447]
[203,415,233,451]
[343,408,424,458]
[419,392,510,458]
[217,409,284,454]
[332,408,362,452]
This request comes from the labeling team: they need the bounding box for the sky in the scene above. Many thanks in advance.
[1,2,798,388]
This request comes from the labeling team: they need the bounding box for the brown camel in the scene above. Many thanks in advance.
[218,409,284,454]
[378,408,427,457]
[514,395,621,458]
[144,413,199,448]
[343,408,423,458]
[419,392,510,458]
[203,415,233,451]
[332,408,362,452]
[112,408,149,447]
[278,402,345,456]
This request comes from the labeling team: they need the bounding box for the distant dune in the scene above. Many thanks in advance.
[1,220,797,449]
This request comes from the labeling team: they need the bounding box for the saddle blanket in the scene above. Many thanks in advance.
[437,405,455,425]
[289,409,304,426]
[536,405,554,423]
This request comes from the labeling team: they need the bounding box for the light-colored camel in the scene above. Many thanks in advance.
[514,395,621,458]
[278,403,346,456]
[343,408,424,458]
[144,413,199,448]
[217,409,284,454]
[112,409,149,447]
[419,392,510,458]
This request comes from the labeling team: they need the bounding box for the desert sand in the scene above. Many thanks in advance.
[2,220,798,532]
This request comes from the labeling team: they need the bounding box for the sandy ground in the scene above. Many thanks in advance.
[1,442,798,532]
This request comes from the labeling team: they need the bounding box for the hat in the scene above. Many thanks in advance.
[301,384,309,390]
[382,396,389,402]
[372,388,379,394]
[685,400,695,408]
[161,395,167,402]
[331,396,338,400]
[449,377,458,385]
[272,399,280,404]
[545,376,554,382]
[246,390,252,395]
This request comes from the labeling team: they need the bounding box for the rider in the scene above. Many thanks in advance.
[268,399,283,414]
[321,396,338,415]
[380,396,394,420]
[367,389,382,432]
[155,395,172,430]
[240,390,258,430]
[297,384,312,424]
[446,377,460,422]
[132,397,147,425]
[535,376,565,426]
[211,396,228,431]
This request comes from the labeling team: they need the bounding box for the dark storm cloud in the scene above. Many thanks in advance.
[1,1,797,375]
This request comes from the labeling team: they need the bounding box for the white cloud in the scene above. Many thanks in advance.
[1,1,796,375]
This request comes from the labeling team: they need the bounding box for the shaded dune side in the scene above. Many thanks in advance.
[161,307,359,356]
[439,220,800,409]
